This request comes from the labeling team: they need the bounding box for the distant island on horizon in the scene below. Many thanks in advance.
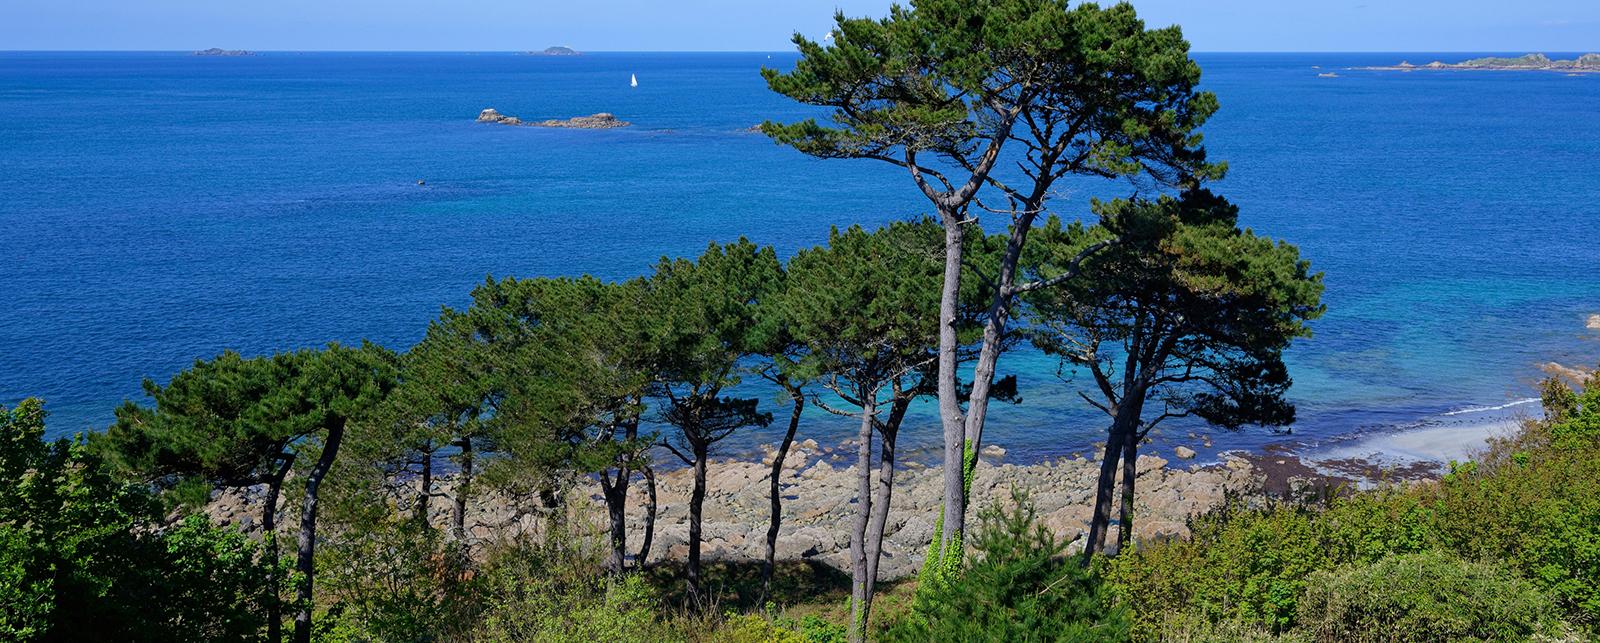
[1361,52,1600,73]
[191,47,253,57]
[529,46,580,56]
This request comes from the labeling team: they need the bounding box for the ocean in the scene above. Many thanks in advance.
[1,51,1596,465]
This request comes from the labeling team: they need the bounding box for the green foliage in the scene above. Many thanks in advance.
[887,487,1128,642]
[474,541,667,642]
[96,350,304,501]
[317,517,479,642]
[1432,381,1600,630]
[761,0,1223,185]
[0,398,279,642]
[1029,189,1325,433]
[1117,368,1600,639]
[1297,551,1556,642]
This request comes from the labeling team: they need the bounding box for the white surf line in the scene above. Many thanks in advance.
[1438,397,1540,416]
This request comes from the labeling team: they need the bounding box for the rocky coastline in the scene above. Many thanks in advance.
[204,437,1363,580]
[476,108,630,129]
[1360,52,1600,73]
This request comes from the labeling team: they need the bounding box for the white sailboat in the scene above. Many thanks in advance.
[630,73,638,88]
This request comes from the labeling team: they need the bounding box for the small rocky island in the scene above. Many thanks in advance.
[476,108,629,129]
[192,48,254,57]
[1363,52,1600,73]
[531,46,580,56]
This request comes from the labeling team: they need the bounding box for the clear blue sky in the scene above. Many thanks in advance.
[2,0,1596,52]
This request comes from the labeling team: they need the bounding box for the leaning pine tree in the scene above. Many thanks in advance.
[761,0,1222,574]
[1027,190,1324,557]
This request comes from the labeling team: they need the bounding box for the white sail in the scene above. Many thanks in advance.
[630,73,638,88]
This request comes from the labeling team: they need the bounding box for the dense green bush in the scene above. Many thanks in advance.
[1296,550,1555,642]
[0,398,280,642]
[884,487,1128,642]
[1116,371,1600,639]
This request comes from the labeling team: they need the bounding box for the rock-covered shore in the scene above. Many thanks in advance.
[476,108,629,128]
[206,439,1262,580]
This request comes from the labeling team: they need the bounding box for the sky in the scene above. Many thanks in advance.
[1,0,1596,53]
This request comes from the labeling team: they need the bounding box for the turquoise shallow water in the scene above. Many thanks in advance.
[1,51,1596,462]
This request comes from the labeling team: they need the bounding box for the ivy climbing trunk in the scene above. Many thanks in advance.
[934,216,968,575]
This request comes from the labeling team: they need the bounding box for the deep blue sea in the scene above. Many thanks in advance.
[2,52,1597,464]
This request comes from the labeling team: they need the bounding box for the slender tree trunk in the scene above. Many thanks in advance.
[935,217,968,568]
[452,437,472,542]
[848,395,877,643]
[416,444,433,526]
[636,464,657,569]
[263,452,293,643]
[601,469,629,574]
[1117,426,1139,554]
[1083,417,1127,561]
[961,209,1039,472]
[864,398,907,602]
[760,390,804,604]
[293,423,345,643]
[686,439,709,606]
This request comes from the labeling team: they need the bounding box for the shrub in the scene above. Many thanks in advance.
[1296,550,1555,642]
[883,487,1128,642]
[1112,502,1326,637]
[317,518,480,642]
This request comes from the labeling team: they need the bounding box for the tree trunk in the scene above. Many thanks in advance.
[1083,417,1127,561]
[760,390,804,605]
[264,452,293,643]
[452,437,472,542]
[601,468,629,574]
[960,209,1039,473]
[416,444,433,526]
[636,464,657,569]
[686,440,709,606]
[935,217,968,569]
[848,395,876,643]
[864,398,906,602]
[1117,427,1139,553]
[292,423,345,643]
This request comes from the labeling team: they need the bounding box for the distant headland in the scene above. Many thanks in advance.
[1361,53,1600,73]
[192,48,254,57]
[529,46,580,56]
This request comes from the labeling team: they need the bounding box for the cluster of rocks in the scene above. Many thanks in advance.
[476,108,630,129]
[207,438,1260,580]
[193,48,253,57]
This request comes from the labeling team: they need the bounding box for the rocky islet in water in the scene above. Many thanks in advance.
[192,47,254,56]
[476,108,630,128]
[1362,52,1600,72]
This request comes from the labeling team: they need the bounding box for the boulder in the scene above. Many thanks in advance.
[476,108,521,125]
[1174,446,1198,460]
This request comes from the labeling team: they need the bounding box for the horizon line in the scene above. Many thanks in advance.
[1,48,1594,55]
